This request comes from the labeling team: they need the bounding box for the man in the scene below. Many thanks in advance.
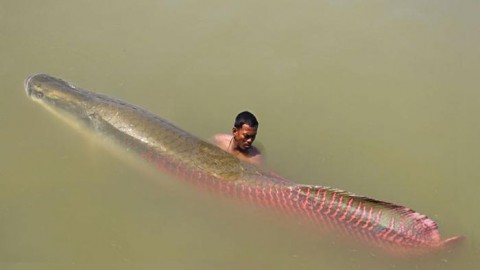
[213,111,263,166]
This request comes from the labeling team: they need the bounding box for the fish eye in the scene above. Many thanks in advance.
[35,91,44,98]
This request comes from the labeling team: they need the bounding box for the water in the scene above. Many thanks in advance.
[1,0,478,269]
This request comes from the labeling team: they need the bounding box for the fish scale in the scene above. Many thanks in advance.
[24,74,462,255]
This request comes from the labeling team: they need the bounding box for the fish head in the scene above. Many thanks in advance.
[24,74,98,128]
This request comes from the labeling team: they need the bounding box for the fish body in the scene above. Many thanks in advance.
[24,74,461,254]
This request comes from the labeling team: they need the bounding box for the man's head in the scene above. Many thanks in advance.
[232,111,259,151]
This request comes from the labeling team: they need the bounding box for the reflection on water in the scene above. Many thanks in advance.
[1,0,478,269]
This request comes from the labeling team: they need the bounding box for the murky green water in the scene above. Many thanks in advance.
[1,0,478,269]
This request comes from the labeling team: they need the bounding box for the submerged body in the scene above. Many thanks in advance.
[24,74,461,255]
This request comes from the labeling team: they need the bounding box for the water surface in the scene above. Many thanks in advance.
[1,0,478,269]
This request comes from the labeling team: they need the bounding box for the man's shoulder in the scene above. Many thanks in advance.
[212,133,232,150]
[213,133,232,142]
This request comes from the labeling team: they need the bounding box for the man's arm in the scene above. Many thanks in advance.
[248,153,263,166]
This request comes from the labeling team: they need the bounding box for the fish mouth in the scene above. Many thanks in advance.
[24,74,37,97]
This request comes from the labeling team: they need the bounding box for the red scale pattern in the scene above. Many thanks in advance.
[141,151,460,255]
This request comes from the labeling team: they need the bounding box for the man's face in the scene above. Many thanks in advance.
[233,124,257,150]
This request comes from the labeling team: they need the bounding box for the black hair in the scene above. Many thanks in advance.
[234,111,259,128]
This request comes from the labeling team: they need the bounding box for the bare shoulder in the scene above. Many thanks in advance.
[213,133,231,142]
[212,133,232,150]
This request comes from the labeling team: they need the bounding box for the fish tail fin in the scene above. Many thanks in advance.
[439,235,464,248]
